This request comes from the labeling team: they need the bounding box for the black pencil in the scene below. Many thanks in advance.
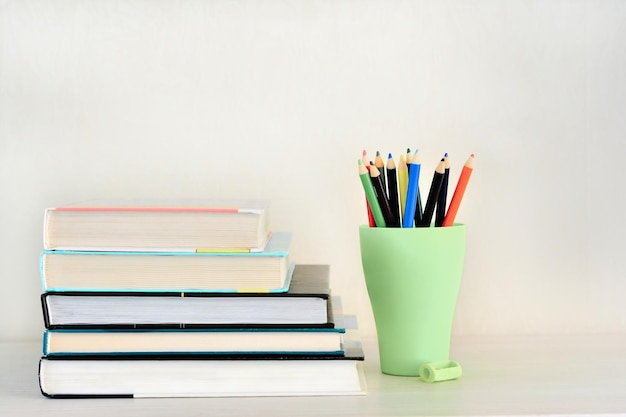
[375,151,387,196]
[414,185,423,226]
[369,164,395,227]
[435,153,450,227]
[386,153,400,227]
[417,158,446,227]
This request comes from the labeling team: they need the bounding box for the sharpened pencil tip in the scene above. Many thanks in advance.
[388,153,392,158]
[444,152,448,157]
[376,151,380,156]
[470,153,475,157]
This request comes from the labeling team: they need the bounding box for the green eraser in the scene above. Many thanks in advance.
[419,360,462,383]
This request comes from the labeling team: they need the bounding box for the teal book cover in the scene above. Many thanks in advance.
[41,232,293,293]
[42,310,350,357]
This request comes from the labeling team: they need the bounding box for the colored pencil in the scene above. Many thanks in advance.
[366,199,376,227]
[359,159,386,227]
[362,149,370,166]
[369,164,395,227]
[375,151,386,196]
[417,189,424,220]
[406,148,424,225]
[361,150,376,227]
[435,153,450,227]
[398,154,409,220]
[414,185,423,226]
[402,150,421,228]
[405,148,413,171]
[418,158,446,227]
[442,154,475,227]
[386,153,400,227]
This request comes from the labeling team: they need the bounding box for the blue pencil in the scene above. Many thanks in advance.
[402,150,421,228]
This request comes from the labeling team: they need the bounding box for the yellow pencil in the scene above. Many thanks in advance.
[398,154,409,221]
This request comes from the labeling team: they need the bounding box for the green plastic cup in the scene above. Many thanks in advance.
[359,224,466,376]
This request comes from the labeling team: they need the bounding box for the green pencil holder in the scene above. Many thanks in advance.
[359,224,466,376]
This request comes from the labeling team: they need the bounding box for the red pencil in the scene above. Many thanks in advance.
[442,154,475,227]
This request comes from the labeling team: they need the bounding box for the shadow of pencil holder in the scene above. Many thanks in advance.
[359,224,466,376]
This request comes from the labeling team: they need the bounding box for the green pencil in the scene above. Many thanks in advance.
[359,160,386,227]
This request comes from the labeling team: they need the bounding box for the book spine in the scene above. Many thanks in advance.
[42,330,49,355]
[41,294,52,329]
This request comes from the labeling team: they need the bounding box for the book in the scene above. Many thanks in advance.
[38,338,366,398]
[43,198,271,251]
[40,232,293,293]
[42,301,348,356]
[42,324,347,357]
[41,264,334,329]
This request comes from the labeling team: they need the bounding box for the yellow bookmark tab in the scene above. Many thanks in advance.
[237,289,270,294]
[196,248,251,253]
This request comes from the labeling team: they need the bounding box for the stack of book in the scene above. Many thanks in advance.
[37,199,365,398]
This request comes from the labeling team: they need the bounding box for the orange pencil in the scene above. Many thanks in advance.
[442,154,475,227]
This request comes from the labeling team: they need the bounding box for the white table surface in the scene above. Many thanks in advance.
[2,334,626,417]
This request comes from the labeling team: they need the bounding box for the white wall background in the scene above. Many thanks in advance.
[2,0,626,342]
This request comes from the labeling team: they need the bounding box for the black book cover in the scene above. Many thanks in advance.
[42,264,334,330]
